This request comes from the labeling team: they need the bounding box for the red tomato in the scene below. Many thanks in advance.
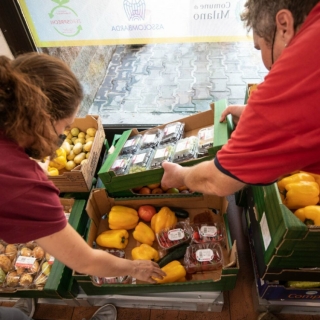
[138,205,157,222]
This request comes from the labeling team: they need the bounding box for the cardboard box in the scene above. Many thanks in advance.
[98,99,232,196]
[0,198,87,299]
[75,188,239,295]
[246,187,320,281]
[249,225,320,301]
[256,270,320,301]
[49,115,105,193]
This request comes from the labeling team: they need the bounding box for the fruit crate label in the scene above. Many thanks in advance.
[199,128,213,141]
[48,256,55,265]
[143,134,156,143]
[164,124,178,136]
[175,140,190,153]
[168,228,184,241]
[15,256,36,268]
[200,226,217,237]
[133,153,146,164]
[123,139,135,148]
[111,159,126,169]
[154,147,168,159]
[196,249,214,262]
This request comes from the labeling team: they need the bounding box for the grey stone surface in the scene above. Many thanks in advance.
[41,45,116,117]
[82,42,268,126]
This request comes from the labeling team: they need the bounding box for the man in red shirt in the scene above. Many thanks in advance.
[162,1,320,197]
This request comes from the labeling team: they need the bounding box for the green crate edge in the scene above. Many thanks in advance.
[252,184,320,268]
[97,99,229,193]
[0,199,87,299]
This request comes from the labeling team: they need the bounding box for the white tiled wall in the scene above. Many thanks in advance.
[0,29,13,58]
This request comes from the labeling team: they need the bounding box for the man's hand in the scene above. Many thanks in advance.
[161,161,186,190]
[220,105,246,126]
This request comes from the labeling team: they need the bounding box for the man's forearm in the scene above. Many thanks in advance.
[182,161,224,195]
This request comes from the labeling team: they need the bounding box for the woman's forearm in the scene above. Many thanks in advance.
[36,223,165,283]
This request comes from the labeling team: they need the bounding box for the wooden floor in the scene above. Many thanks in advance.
[1,195,320,320]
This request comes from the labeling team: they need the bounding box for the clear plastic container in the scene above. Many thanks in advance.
[110,154,132,176]
[160,122,185,145]
[150,143,176,169]
[91,249,132,285]
[184,243,223,274]
[156,222,192,250]
[120,134,142,155]
[127,148,155,174]
[140,128,163,150]
[190,222,225,245]
[198,125,214,154]
[173,136,199,163]
[7,244,44,288]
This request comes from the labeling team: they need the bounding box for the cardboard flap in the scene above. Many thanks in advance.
[85,189,111,227]
[226,240,237,268]
[87,219,98,248]
[70,114,99,132]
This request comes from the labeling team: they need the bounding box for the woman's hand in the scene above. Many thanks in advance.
[131,260,166,283]
[220,105,246,126]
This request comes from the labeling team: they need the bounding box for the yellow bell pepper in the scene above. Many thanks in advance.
[47,167,59,176]
[277,172,315,193]
[151,207,177,234]
[108,205,139,230]
[284,181,319,209]
[132,222,155,246]
[153,260,186,284]
[300,171,320,187]
[294,206,320,226]
[131,244,159,261]
[96,229,129,249]
[49,147,67,170]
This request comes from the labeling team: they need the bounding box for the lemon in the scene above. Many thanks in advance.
[71,137,78,144]
[65,161,76,171]
[81,159,88,165]
[86,137,95,143]
[67,150,75,161]
[73,143,83,155]
[78,132,86,139]
[74,152,86,164]
[71,127,80,137]
[83,140,93,152]
[61,141,71,155]
[86,128,97,137]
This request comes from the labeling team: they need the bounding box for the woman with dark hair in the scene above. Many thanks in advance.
[162,0,320,197]
[0,52,165,319]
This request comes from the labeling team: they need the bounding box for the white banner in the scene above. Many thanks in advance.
[18,0,251,47]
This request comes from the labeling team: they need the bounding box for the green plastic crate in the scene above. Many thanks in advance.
[74,188,239,295]
[0,198,87,299]
[250,184,320,269]
[98,100,231,196]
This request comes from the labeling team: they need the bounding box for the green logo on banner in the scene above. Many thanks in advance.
[49,0,82,37]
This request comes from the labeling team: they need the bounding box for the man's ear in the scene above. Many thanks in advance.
[275,9,295,46]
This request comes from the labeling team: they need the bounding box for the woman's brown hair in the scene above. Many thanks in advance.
[0,52,83,159]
